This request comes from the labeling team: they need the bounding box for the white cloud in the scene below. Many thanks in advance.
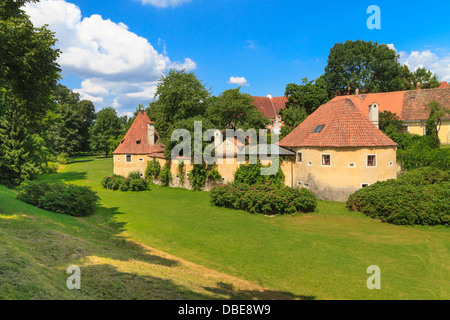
[24,0,196,112]
[138,0,191,8]
[399,49,450,82]
[228,77,249,86]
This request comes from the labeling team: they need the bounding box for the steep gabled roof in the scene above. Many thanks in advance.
[113,110,165,155]
[439,81,449,88]
[252,96,287,119]
[279,99,397,148]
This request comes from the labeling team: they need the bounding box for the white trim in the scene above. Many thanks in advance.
[321,154,331,166]
[389,161,394,167]
[138,158,144,162]
[366,154,377,167]
[349,162,356,168]
[308,161,312,166]
[361,183,370,188]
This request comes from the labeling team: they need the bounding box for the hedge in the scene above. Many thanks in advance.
[101,175,149,191]
[17,181,98,217]
[210,183,317,215]
[347,167,450,226]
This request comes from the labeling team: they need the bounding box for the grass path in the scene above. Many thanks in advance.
[34,156,450,300]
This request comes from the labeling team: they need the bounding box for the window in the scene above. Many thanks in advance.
[349,162,356,168]
[322,154,331,166]
[308,161,312,166]
[117,157,120,161]
[296,152,302,163]
[389,161,393,167]
[312,124,325,133]
[402,125,409,133]
[138,158,144,162]
[367,155,376,167]
[126,155,132,163]
[361,183,370,188]
[297,181,302,187]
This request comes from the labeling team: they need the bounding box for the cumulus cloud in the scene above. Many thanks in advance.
[228,77,249,86]
[138,0,191,8]
[24,0,196,112]
[398,48,450,82]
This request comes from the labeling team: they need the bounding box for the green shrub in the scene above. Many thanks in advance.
[17,181,98,217]
[145,158,161,182]
[177,162,185,187]
[57,153,72,165]
[159,163,172,187]
[234,159,285,186]
[210,182,317,215]
[188,163,223,191]
[347,168,450,226]
[102,175,148,192]
[127,171,141,180]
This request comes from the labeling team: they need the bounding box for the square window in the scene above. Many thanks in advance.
[322,154,331,166]
[297,152,302,163]
[126,155,132,163]
[367,155,376,167]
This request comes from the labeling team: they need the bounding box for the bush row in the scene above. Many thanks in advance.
[347,167,450,226]
[17,181,98,217]
[210,183,317,215]
[101,175,149,191]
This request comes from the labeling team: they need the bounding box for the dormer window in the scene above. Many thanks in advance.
[312,124,325,133]
[136,140,141,145]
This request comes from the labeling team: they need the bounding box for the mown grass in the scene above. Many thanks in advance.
[26,156,450,300]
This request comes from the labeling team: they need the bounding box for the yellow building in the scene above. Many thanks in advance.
[279,99,398,202]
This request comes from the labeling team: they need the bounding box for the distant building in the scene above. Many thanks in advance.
[330,85,450,144]
[252,95,287,134]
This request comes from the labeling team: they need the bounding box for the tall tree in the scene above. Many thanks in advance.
[280,77,329,138]
[0,0,61,128]
[0,0,60,185]
[324,40,404,96]
[147,69,211,137]
[206,87,269,130]
[89,107,124,157]
[379,111,403,134]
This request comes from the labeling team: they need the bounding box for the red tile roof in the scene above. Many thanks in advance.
[402,88,450,121]
[330,87,450,121]
[331,91,405,118]
[439,82,449,88]
[252,96,287,119]
[113,110,165,155]
[279,99,397,148]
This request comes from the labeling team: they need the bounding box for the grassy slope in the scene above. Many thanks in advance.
[33,156,450,300]
[0,184,301,300]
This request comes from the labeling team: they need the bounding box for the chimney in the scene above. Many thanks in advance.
[355,88,359,98]
[369,103,379,129]
[148,123,156,146]
[417,82,421,92]
[267,94,272,100]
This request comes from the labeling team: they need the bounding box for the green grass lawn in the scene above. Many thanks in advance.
[1,156,449,299]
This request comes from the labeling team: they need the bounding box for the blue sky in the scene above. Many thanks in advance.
[25,0,450,116]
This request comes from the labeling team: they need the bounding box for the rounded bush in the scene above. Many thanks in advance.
[347,167,449,226]
[210,182,317,215]
[17,181,98,217]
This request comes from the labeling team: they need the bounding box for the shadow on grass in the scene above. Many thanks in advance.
[40,171,88,183]
[203,282,316,300]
